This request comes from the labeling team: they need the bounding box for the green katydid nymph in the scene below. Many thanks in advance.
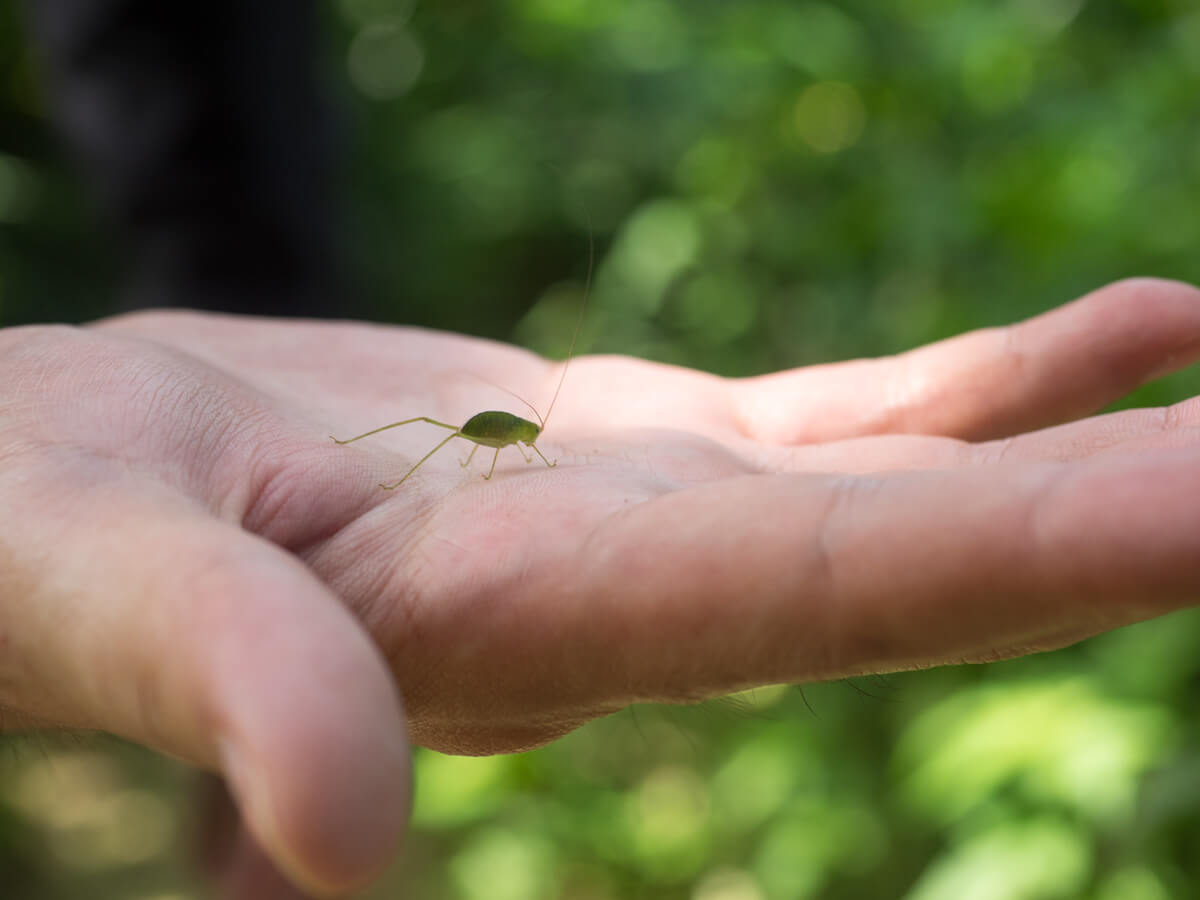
[332,230,592,490]
[332,401,560,490]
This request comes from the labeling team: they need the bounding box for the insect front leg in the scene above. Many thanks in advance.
[530,443,557,469]
[481,447,501,480]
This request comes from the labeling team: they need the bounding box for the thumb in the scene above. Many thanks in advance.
[3,493,411,895]
[195,775,320,900]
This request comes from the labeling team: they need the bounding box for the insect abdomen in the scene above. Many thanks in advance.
[461,411,540,447]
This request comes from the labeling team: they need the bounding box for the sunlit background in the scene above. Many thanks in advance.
[3,1,1200,898]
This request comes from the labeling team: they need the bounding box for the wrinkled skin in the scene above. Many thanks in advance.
[1,278,1199,896]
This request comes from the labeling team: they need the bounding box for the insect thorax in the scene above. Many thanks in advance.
[461,410,541,447]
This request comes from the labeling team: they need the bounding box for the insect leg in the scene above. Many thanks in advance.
[514,443,533,464]
[380,431,462,489]
[460,444,480,469]
[530,443,557,469]
[332,416,460,445]
[481,448,501,480]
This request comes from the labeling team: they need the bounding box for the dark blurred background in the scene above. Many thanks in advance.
[2,1,1200,898]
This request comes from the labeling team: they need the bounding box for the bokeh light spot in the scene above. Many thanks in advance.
[792,81,866,153]
[1009,0,1084,36]
[769,3,868,80]
[516,0,597,28]
[348,22,424,99]
[606,0,687,72]
[676,137,754,207]
[903,818,1090,900]
[411,750,518,828]
[711,734,802,830]
[693,867,766,900]
[1096,866,1172,900]
[610,200,701,312]
[1056,150,1130,222]
[451,828,557,900]
[673,270,757,344]
[626,765,711,877]
[961,38,1034,113]
[1172,11,1200,74]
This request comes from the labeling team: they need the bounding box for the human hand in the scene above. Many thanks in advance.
[1,278,1198,895]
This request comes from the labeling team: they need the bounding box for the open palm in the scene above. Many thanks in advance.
[4,277,1198,894]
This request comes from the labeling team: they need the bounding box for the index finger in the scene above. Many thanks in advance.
[732,278,1200,444]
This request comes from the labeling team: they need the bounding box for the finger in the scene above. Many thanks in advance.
[2,494,410,895]
[970,394,1200,465]
[195,776,317,900]
[732,278,1200,443]
[752,395,1200,475]
[572,446,1200,699]
[223,825,324,900]
[195,775,240,883]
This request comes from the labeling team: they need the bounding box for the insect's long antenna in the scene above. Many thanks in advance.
[541,218,594,430]
[458,370,545,426]
[483,380,546,429]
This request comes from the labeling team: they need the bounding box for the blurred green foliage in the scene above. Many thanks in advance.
[2,1,1200,898]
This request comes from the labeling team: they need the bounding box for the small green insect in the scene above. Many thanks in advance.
[332,230,592,490]
[332,406,558,489]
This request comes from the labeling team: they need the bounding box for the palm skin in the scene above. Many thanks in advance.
[2,277,1199,895]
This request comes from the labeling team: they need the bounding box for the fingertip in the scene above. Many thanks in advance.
[197,561,411,894]
[215,810,326,900]
[1071,277,1200,348]
[1058,277,1200,386]
[1093,276,1200,304]
[217,673,411,894]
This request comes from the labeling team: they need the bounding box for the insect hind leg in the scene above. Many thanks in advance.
[381,431,461,490]
[332,416,459,445]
